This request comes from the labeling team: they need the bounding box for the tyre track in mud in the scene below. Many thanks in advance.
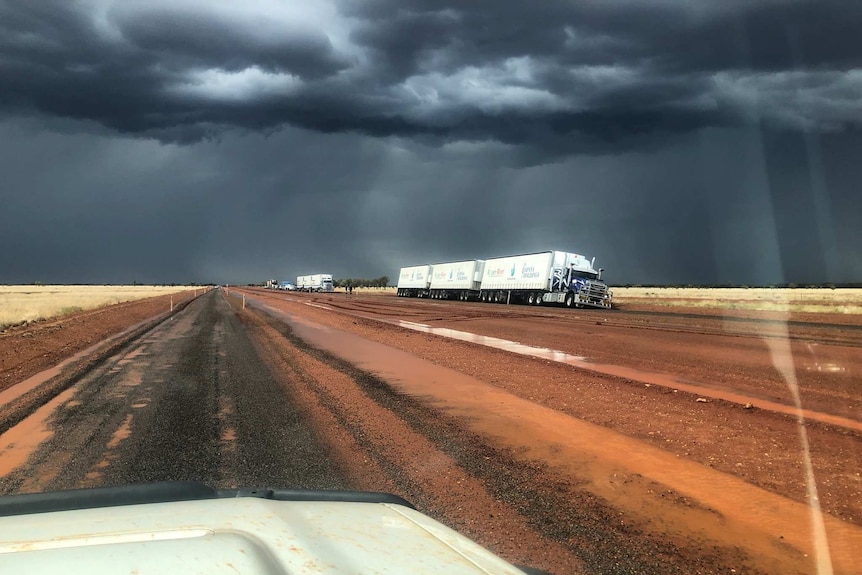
[236,298,762,575]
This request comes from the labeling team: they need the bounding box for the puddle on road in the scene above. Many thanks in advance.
[394,320,862,433]
[122,347,148,361]
[218,394,237,444]
[397,320,587,362]
[106,413,133,449]
[0,313,165,407]
[0,386,78,476]
[246,298,861,574]
[90,410,135,483]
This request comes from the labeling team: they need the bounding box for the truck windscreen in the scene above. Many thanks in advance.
[572,271,597,281]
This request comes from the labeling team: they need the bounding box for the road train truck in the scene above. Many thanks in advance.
[480,250,611,308]
[398,250,612,309]
[396,265,432,297]
[428,259,486,301]
[296,274,334,292]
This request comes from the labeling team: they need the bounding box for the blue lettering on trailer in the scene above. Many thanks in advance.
[521,264,541,279]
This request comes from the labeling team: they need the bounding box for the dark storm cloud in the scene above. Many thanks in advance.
[113,5,350,78]
[0,0,859,150]
[1,0,860,287]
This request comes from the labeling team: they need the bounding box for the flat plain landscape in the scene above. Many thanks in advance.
[0,285,203,329]
[612,286,862,315]
[0,286,859,575]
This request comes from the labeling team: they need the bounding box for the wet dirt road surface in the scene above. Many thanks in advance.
[233,288,862,575]
[0,290,583,574]
[0,290,348,495]
[2,287,860,574]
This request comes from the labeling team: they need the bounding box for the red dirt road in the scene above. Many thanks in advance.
[235,288,862,574]
[1,288,859,574]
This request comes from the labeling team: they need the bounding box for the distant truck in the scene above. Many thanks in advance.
[296,274,334,293]
[428,259,486,301]
[398,250,612,309]
[265,279,278,289]
[396,265,432,298]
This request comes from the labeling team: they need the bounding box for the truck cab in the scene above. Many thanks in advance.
[560,258,611,308]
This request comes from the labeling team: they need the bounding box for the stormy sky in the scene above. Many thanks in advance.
[1,0,860,285]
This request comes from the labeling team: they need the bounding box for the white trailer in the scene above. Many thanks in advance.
[297,274,333,292]
[396,265,432,298]
[428,259,486,301]
[479,250,611,308]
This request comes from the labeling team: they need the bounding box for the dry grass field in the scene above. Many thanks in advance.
[0,285,203,329]
[611,287,862,314]
[340,286,397,294]
[341,285,861,314]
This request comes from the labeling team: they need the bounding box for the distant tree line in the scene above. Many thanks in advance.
[334,276,390,288]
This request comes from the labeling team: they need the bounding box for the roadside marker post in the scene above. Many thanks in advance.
[170,295,173,311]
[243,294,246,309]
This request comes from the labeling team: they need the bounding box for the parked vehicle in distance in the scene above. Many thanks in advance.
[265,279,278,289]
[279,281,295,291]
[296,274,334,292]
[396,264,433,297]
[399,250,612,309]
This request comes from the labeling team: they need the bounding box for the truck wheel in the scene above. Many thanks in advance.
[533,293,542,305]
[527,293,536,305]
[565,293,574,308]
